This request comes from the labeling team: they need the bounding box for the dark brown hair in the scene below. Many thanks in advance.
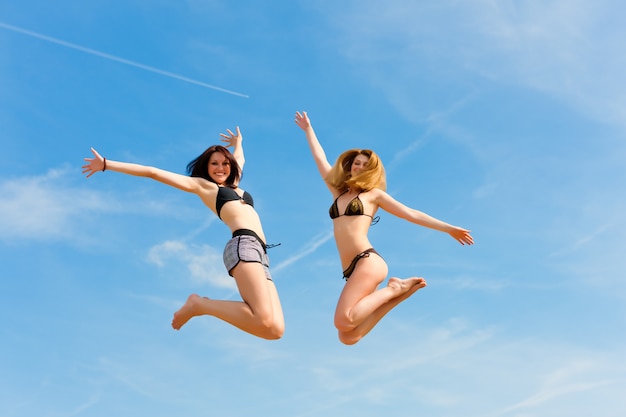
[186,145,241,188]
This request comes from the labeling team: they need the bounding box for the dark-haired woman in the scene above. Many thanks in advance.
[82,127,284,340]
[295,111,473,345]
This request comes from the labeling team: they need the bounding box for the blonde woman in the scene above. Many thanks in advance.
[82,127,284,340]
[295,111,473,345]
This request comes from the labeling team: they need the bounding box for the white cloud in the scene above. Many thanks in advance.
[147,239,235,289]
[327,0,626,128]
[0,166,206,246]
[274,306,626,416]
[0,167,108,242]
[496,360,619,416]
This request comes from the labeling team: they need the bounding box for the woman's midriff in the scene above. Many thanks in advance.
[220,205,266,243]
[333,219,374,269]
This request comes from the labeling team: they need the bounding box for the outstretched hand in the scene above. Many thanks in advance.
[294,111,312,131]
[449,227,474,246]
[220,126,242,148]
[82,147,106,178]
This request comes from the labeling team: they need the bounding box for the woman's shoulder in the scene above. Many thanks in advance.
[362,187,389,204]
[362,187,386,196]
[191,176,219,193]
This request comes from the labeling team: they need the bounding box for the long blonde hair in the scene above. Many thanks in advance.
[326,149,387,192]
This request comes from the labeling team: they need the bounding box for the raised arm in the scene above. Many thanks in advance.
[82,147,206,194]
[220,126,245,172]
[294,111,332,180]
[375,190,474,245]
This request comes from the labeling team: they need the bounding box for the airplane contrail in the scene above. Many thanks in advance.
[0,21,249,98]
[272,230,334,273]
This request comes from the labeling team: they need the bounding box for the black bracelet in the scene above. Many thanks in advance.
[103,158,107,172]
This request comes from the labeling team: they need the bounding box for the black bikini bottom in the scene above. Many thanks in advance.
[342,248,381,280]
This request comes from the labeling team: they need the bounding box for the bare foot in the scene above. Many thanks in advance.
[401,277,427,297]
[172,294,205,330]
[387,277,427,296]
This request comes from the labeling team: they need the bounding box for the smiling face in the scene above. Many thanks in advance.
[350,154,370,177]
[208,151,232,185]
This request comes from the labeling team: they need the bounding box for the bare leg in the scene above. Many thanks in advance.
[171,262,284,340]
[338,277,426,345]
[171,293,210,330]
[334,254,427,344]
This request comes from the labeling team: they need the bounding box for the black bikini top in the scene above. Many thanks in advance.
[329,190,375,221]
[216,186,254,219]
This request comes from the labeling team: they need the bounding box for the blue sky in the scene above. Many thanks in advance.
[1,1,625,416]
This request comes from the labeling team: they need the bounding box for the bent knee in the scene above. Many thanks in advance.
[261,322,284,340]
[338,331,361,345]
[257,314,284,340]
[334,313,356,333]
